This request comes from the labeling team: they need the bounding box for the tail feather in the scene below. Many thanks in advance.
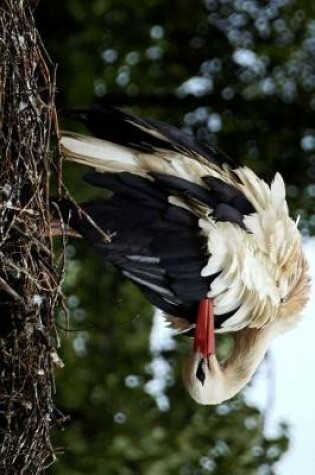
[60,106,240,178]
[60,128,211,187]
[63,106,174,153]
[60,131,140,173]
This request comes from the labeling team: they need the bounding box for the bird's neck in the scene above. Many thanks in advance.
[221,324,278,400]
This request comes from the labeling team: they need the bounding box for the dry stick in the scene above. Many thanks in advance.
[56,179,112,244]
[0,276,27,306]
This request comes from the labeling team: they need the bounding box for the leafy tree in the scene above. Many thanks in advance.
[34,0,315,473]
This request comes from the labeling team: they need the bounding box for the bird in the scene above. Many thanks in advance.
[58,106,310,405]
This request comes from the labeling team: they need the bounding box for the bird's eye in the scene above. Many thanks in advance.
[196,359,206,385]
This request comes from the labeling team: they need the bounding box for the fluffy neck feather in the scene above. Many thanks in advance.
[222,325,277,398]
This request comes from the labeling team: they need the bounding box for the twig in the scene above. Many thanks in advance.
[0,277,27,306]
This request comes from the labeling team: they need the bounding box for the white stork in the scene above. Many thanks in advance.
[59,106,310,405]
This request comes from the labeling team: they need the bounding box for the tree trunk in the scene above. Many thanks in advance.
[0,1,64,472]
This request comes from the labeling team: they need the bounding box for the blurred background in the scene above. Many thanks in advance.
[34,0,315,473]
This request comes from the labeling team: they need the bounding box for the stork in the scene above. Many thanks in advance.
[59,106,310,405]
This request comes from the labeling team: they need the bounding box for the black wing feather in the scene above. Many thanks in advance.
[58,174,216,324]
[59,170,255,328]
[150,172,216,208]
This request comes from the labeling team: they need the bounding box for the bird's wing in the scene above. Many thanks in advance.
[62,171,254,331]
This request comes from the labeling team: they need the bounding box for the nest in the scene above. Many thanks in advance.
[0,1,65,472]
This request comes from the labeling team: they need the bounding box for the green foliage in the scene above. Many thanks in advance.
[35,0,315,472]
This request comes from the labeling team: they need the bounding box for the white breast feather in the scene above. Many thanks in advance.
[199,168,303,332]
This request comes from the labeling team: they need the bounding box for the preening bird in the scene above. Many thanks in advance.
[59,106,310,405]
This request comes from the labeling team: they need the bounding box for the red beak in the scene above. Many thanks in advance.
[193,299,215,358]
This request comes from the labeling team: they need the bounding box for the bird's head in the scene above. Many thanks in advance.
[182,352,230,405]
[182,325,277,405]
